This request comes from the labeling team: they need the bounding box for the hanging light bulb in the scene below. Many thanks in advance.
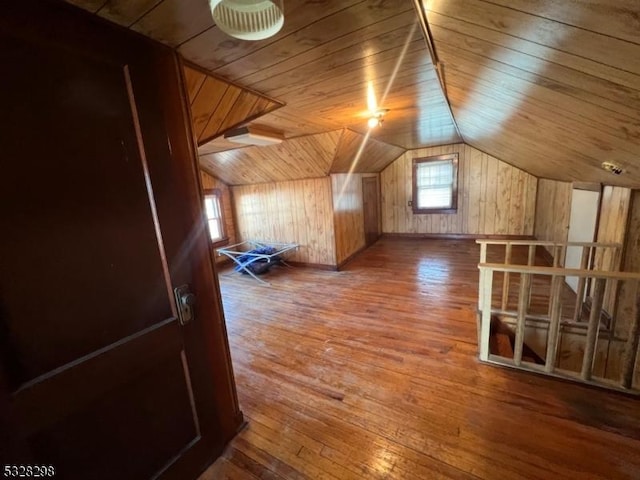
[210,0,284,41]
[368,116,381,128]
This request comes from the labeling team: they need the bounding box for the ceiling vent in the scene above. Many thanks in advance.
[224,126,284,146]
[601,161,623,175]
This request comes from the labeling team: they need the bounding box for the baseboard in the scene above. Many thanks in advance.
[337,244,369,271]
[287,261,338,271]
[381,233,536,240]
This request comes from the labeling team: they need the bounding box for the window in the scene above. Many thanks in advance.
[203,189,226,244]
[412,153,458,214]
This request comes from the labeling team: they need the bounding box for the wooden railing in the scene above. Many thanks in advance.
[476,240,640,393]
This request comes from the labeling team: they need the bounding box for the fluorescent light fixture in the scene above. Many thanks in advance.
[224,126,284,146]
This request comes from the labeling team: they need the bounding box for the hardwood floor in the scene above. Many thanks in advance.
[200,238,640,480]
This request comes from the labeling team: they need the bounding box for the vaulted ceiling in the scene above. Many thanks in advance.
[66,0,640,186]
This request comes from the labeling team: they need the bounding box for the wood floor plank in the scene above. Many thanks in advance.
[200,238,640,480]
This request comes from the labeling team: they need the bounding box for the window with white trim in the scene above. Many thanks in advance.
[412,153,458,214]
[204,189,225,243]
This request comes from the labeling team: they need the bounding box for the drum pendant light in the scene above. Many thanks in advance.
[209,0,284,41]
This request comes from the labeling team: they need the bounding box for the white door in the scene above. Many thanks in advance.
[565,188,600,292]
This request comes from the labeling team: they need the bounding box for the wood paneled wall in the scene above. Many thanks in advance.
[533,179,572,246]
[332,173,378,265]
[380,143,536,235]
[594,186,632,314]
[200,171,237,264]
[232,178,336,266]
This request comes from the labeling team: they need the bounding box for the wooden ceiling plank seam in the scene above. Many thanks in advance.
[428,10,640,91]
[257,35,427,101]
[436,41,640,134]
[484,0,640,46]
[212,0,411,81]
[216,91,260,134]
[176,24,216,49]
[429,0,640,76]
[443,61,640,147]
[197,98,284,147]
[192,79,230,140]
[457,119,623,184]
[183,66,207,105]
[198,86,242,142]
[265,38,428,102]
[129,0,214,48]
[452,105,640,174]
[328,128,349,174]
[91,0,110,14]
[429,25,640,106]
[239,9,421,89]
[182,60,285,107]
[177,0,367,71]
[433,35,640,121]
[66,0,108,14]
[210,0,372,78]
[96,0,164,29]
[280,49,433,112]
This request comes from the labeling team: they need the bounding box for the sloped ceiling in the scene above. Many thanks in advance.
[65,0,460,153]
[65,0,640,186]
[183,64,283,145]
[330,129,405,174]
[424,0,640,187]
[200,130,342,185]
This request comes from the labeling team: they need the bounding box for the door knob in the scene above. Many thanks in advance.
[174,285,196,325]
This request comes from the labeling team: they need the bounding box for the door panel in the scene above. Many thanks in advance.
[0,2,241,478]
[362,177,380,246]
[2,34,173,384]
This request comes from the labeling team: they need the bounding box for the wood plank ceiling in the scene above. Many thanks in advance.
[424,0,640,186]
[65,0,640,186]
[63,0,459,182]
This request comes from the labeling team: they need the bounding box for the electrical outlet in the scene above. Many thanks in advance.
[408,200,412,207]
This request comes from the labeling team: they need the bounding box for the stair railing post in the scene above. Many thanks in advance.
[621,281,640,389]
[479,267,493,362]
[514,272,532,366]
[545,275,565,373]
[478,242,487,311]
[581,277,606,380]
[501,243,512,311]
[573,246,590,322]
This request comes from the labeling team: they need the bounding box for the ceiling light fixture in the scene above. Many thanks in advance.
[367,109,388,129]
[209,0,284,41]
[602,161,623,175]
[367,116,382,129]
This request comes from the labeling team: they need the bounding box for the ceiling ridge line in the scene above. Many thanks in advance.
[412,0,465,145]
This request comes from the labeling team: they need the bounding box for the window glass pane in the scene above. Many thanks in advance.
[415,159,454,209]
[418,187,452,208]
[204,193,224,241]
[204,197,215,220]
[208,219,221,241]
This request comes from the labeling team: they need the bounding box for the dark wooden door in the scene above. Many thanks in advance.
[362,177,380,246]
[0,3,241,479]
